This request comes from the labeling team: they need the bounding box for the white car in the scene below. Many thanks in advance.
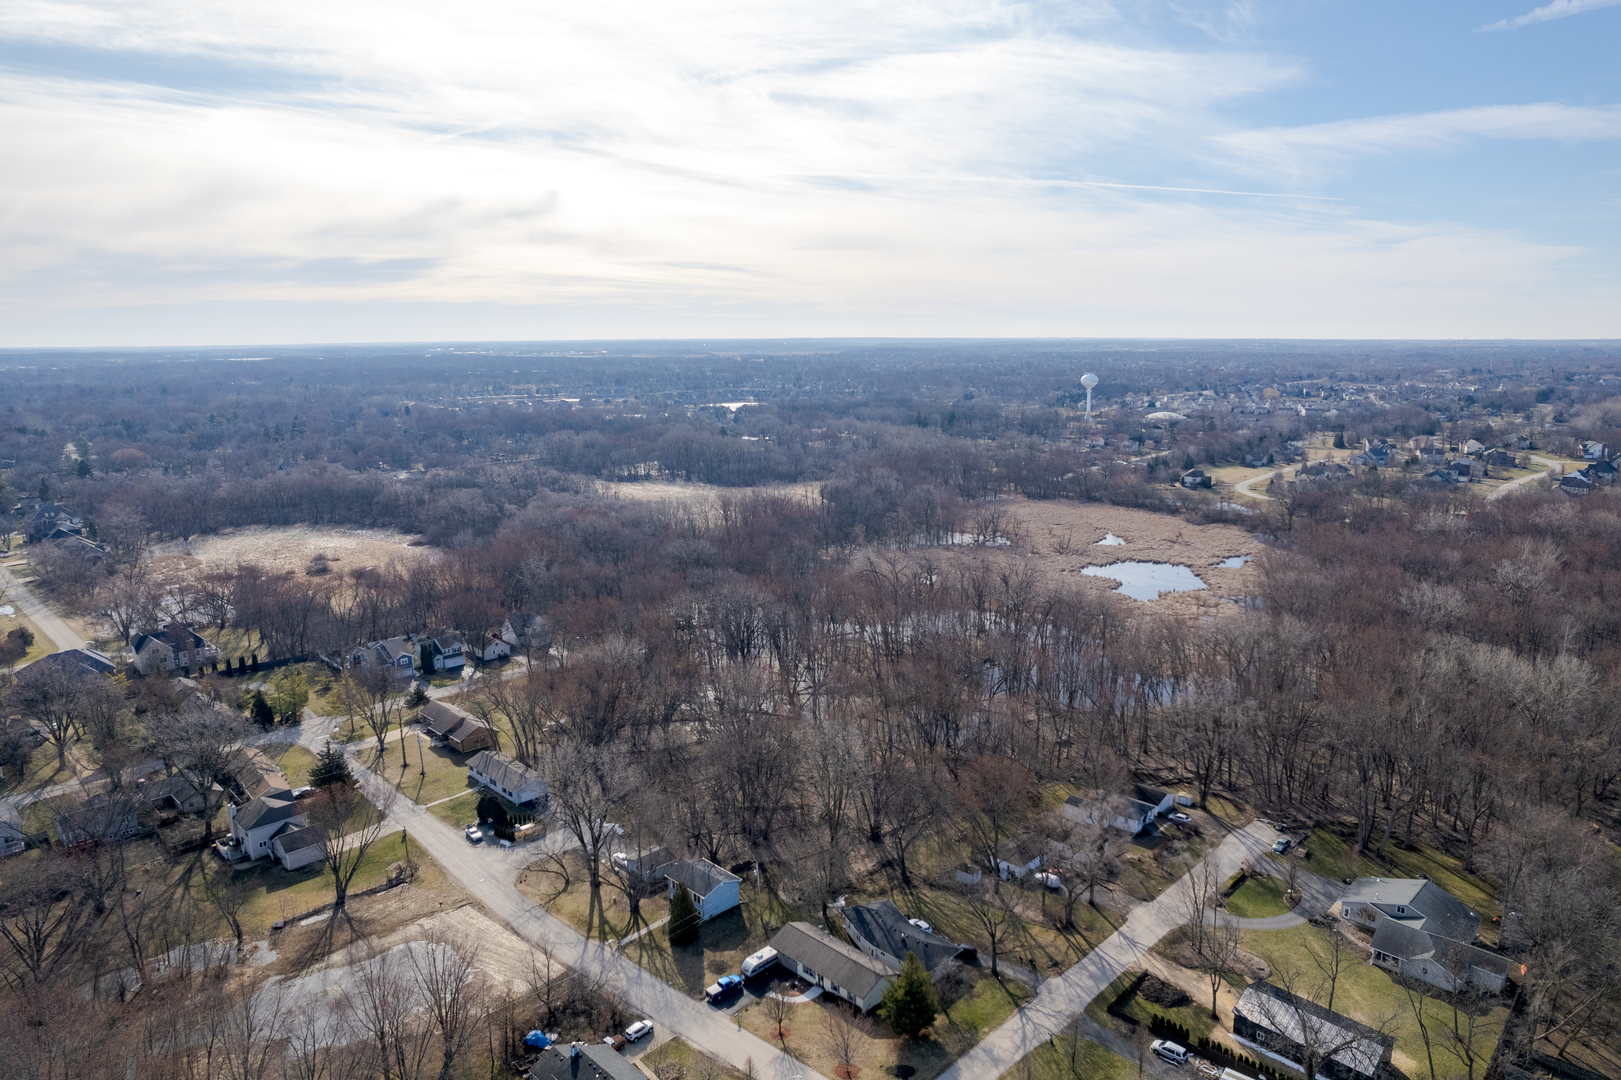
[1151,1040,1188,1066]
[465,825,484,844]
[1169,811,1192,823]
[908,918,933,934]
[623,1020,654,1042]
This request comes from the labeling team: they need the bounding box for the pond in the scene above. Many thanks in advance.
[1081,561,1208,601]
[1217,555,1251,568]
[1094,533,1126,546]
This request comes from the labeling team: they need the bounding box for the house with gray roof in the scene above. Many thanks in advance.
[1064,783,1175,835]
[420,700,498,753]
[662,858,741,921]
[528,1041,644,1080]
[227,790,307,861]
[467,750,547,807]
[841,899,966,976]
[55,794,140,847]
[1339,877,1508,993]
[1233,980,1394,1080]
[769,922,898,1012]
[270,824,327,871]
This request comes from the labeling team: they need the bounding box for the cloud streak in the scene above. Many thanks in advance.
[1478,0,1621,31]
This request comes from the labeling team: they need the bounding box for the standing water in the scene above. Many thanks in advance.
[1082,561,1207,601]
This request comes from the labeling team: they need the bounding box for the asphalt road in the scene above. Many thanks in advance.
[0,559,87,653]
[1486,455,1567,500]
[327,725,820,1080]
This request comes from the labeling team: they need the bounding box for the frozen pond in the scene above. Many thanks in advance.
[1094,533,1126,546]
[1217,555,1250,568]
[1082,561,1208,601]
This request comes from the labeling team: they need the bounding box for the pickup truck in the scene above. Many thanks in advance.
[706,974,743,1002]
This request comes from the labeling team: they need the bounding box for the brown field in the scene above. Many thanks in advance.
[927,497,1266,619]
[145,525,436,576]
[596,480,821,513]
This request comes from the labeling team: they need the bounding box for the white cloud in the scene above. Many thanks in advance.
[1478,0,1621,32]
[1211,103,1621,181]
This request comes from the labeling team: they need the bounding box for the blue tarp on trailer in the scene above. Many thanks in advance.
[524,1031,552,1049]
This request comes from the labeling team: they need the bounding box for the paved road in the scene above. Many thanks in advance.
[936,822,1281,1080]
[1486,455,1565,500]
[325,725,823,1080]
[1232,470,1277,501]
[0,559,87,653]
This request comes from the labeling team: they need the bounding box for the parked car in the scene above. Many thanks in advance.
[1151,1040,1189,1066]
[908,918,934,934]
[623,1020,654,1042]
[1272,837,1292,854]
[291,786,313,799]
[1033,871,1062,890]
[603,1034,627,1051]
[705,974,743,1002]
[1168,811,1192,823]
[465,825,484,844]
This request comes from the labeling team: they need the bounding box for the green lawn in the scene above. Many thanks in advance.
[1295,826,1500,921]
[388,739,474,805]
[518,847,673,945]
[264,743,320,789]
[1243,924,1506,1080]
[233,827,441,933]
[1,608,50,668]
[1090,969,1220,1042]
[429,788,524,828]
[1224,874,1290,919]
[1015,1034,1137,1080]
[0,739,78,795]
[18,792,80,840]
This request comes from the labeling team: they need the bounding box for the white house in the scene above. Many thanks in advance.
[270,825,327,871]
[1064,784,1175,835]
[352,637,417,679]
[227,790,307,860]
[662,858,742,921]
[769,922,897,1012]
[1338,877,1509,993]
[467,750,548,807]
[130,624,220,675]
[412,632,465,672]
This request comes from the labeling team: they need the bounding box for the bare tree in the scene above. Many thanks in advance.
[0,853,91,987]
[1306,917,1358,1014]
[763,991,792,1048]
[151,694,251,843]
[957,754,1035,892]
[957,879,1025,978]
[7,662,91,772]
[1193,911,1241,1020]
[220,982,289,1080]
[341,945,434,1080]
[408,930,488,1080]
[822,1004,872,1077]
[1249,967,1399,1080]
[203,858,252,957]
[546,737,635,939]
[307,781,398,917]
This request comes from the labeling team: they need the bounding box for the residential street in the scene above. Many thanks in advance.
[0,559,87,652]
[330,726,823,1080]
[935,821,1284,1080]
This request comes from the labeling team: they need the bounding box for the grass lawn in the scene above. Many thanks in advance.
[388,739,474,806]
[264,743,320,789]
[430,788,524,828]
[611,880,800,997]
[1089,969,1221,1043]
[738,970,1031,1080]
[519,848,673,945]
[641,1038,747,1080]
[1,607,50,667]
[0,739,78,795]
[18,792,80,840]
[887,883,1122,977]
[1224,875,1290,919]
[1243,924,1506,1080]
[234,828,444,933]
[1015,1033,1137,1080]
[1294,826,1500,921]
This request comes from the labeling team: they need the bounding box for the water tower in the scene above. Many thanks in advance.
[1081,372,1099,420]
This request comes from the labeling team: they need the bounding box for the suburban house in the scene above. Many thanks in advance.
[33,647,117,676]
[1233,981,1395,1080]
[1339,877,1508,993]
[130,623,220,676]
[662,858,742,921]
[469,630,511,663]
[352,637,418,679]
[610,843,674,884]
[1560,473,1594,497]
[996,833,1046,880]
[1483,448,1516,468]
[145,773,211,816]
[1064,784,1175,835]
[501,613,552,652]
[55,794,140,847]
[1180,468,1212,489]
[467,750,548,807]
[228,747,291,803]
[420,700,498,753]
[0,804,25,857]
[49,534,108,564]
[1582,440,1609,461]
[413,632,466,672]
[841,899,966,976]
[527,1040,646,1080]
[269,825,327,871]
[23,502,82,542]
[769,922,897,1012]
[1463,439,1486,456]
[226,790,308,861]
[1584,458,1617,485]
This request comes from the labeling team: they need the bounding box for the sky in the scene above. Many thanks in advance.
[0,0,1618,345]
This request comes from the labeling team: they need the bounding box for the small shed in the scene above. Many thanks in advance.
[271,825,327,871]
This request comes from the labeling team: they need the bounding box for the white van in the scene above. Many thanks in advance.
[741,946,779,978]
[1151,1041,1189,1066]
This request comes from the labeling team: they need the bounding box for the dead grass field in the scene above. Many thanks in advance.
[146,525,435,577]
[922,498,1266,619]
[597,480,821,514]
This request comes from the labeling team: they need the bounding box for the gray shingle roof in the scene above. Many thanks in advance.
[467,750,545,799]
[273,825,327,855]
[1339,877,1479,943]
[662,858,740,899]
[771,922,897,1000]
[842,900,963,973]
[1369,920,1510,979]
[235,791,302,832]
[1235,981,1394,1080]
[529,1044,644,1080]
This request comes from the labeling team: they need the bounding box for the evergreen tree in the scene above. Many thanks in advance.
[410,684,429,708]
[249,690,275,726]
[75,458,91,478]
[881,952,939,1039]
[476,794,508,827]
[310,741,354,787]
[418,642,434,676]
[668,882,701,946]
[1333,431,1346,449]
